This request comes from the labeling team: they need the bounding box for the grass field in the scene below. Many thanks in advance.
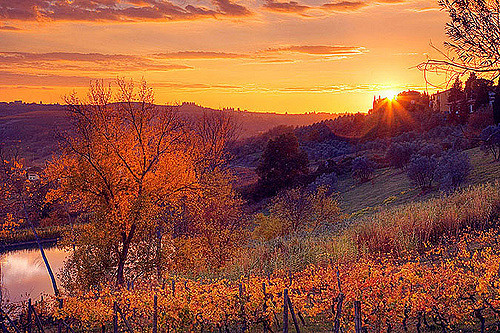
[337,146,500,217]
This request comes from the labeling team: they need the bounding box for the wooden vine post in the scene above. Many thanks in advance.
[354,301,362,333]
[283,289,289,333]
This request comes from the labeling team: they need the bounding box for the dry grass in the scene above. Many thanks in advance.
[355,181,500,254]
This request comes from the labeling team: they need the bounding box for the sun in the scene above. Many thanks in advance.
[381,90,399,101]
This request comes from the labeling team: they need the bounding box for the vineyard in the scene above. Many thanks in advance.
[2,226,497,333]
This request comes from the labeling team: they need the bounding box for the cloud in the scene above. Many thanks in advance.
[0,51,192,72]
[153,51,248,59]
[213,0,252,16]
[0,0,250,23]
[265,45,367,56]
[321,0,408,12]
[321,1,368,11]
[0,25,21,30]
[0,71,100,87]
[263,0,311,14]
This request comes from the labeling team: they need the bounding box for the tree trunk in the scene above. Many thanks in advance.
[116,224,136,287]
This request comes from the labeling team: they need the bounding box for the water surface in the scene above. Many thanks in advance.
[1,247,68,302]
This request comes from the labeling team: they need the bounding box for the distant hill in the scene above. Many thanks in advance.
[0,102,339,165]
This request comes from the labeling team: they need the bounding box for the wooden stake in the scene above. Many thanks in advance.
[282,290,289,333]
[153,294,158,333]
[27,299,32,333]
[354,301,362,333]
[285,294,300,333]
[113,302,118,333]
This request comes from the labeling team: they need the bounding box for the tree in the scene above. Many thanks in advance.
[406,155,438,190]
[47,79,237,289]
[253,186,341,240]
[256,132,309,197]
[435,150,471,191]
[351,156,376,183]
[448,77,466,123]
[493,83,500,124]
[418,0,500,121]
[480,124,500,160]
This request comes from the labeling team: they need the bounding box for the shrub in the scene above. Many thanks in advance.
[435,150,471,191]
[406,154,437,190]
[351,156,376,183]
[253,186,341,240]
[418,143,442,157]
[308,172,337,194]
[386,142,418,169]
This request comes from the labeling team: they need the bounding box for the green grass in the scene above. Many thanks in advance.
[337,146,500,216]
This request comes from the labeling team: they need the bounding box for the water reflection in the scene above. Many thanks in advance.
[1,247,68,302]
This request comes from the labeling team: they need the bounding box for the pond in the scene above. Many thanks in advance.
[1,246,69,302]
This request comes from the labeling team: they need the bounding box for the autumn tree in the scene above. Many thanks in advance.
[47,79,240,289]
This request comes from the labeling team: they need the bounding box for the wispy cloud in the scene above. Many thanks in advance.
[264,45,367,56]
[0,25,21,30]
[0,71,101,87]
[0,52,192,72]
[153,51,248,59]
[0,0,251,23]
[321,1,368,12]
[262,0,311,14]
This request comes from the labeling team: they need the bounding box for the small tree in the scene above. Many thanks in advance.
[253,186,341,240]
[435,150,471,191]
[256,132,309,197]
[406,155,438,190]
[351,156,376,183]
[480,124,500,160]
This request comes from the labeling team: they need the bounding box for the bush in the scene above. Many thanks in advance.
[253,186,341,240]
[418,143,442,157]
[308,172,337,194]
[386,142,418,169]
[406,154,437,190]
[351,156,376,182]
[435,150,471,191]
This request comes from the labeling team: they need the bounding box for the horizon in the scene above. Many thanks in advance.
[0,0,447,114]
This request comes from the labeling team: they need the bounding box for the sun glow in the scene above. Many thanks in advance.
[381,90,399,101]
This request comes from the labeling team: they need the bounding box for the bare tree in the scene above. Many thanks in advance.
[418,0,500,86]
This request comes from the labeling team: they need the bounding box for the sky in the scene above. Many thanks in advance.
[0,0,449,113]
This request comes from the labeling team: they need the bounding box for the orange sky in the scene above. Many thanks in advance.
[0,0,448,113]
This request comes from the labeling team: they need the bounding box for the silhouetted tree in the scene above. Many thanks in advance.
[448,78,466,123]
[256,132,309,197]
[494,83,500,124]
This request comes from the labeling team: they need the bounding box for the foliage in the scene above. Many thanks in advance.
[51,227,500,332]
[46,79,239,291]
[435,149,471,191]
[255,132,309,197]
[385,142,417,169]
[406,154,438,190]
[480,124,500,160]
[351,156,376,183]
[253,186,341,241]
